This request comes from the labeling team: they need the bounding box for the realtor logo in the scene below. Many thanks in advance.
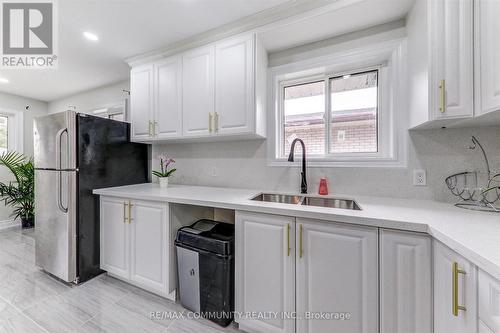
[1,0,58,68]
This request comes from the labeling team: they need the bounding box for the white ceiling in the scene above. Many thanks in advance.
[0,0,290,102]
[0,0,414,103]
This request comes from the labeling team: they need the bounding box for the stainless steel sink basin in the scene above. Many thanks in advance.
[251,193,303,204]
[251,193,361,210]
[301,197,361,210]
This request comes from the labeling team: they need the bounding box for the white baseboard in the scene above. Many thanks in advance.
[0,219,21,231]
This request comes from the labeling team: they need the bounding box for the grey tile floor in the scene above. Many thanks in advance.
[0,227,242,333]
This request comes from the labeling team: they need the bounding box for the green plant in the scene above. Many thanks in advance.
[152,155,176,178]
[0,151,34,220]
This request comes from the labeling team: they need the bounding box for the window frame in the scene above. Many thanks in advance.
[268,39,407,168]
[0,109,23,154]
[278,65,383,159]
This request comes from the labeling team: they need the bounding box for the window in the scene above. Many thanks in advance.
[0,115,8,155]
[280,69,379,158]
[92,105,125,121]
[0,110,23,154]
[270,39,407,167]
[330,71,378,154]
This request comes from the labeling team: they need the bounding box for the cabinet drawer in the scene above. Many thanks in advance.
[479,270,500,332]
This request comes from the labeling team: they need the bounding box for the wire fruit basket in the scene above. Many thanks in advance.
[445,136,500,212]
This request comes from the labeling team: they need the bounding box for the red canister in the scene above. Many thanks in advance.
[319,178,328,195]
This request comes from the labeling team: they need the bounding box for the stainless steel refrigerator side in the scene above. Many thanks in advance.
[34,169,77,282]
[34,111,78,283]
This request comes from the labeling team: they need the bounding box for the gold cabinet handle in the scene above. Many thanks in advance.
[208,113,213,133]
[214,112,219,133]
[128,201,133,223]
[299,224,303,258]
[439,79,446,113]
[286,224,291,256]
[123,202,128,223]
[452,261,467,316]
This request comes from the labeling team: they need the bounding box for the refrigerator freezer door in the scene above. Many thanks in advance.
[35,169,77,282]
[34,111,77,170]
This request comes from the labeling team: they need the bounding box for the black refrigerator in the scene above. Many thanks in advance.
[34,111,150,283]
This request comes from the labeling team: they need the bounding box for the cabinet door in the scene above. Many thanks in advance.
[235,211,295,333]
[129,200,168,296]
[430,0,473,119]
[380,229,432,333]
[475,0,500,115]
[182,45,215,137]
[100,197,129,279]
[155,56,182,139]
[215,34,254,135]
[434,241,477,333]
[479,270,500,333]
[296,219,378,333]
[130,64,154,141]
[479,320,495,333]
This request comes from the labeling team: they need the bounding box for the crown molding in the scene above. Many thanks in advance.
[125,0,363,67]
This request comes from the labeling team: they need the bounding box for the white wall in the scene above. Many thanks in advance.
[48,80,129,115]
[152,126,500,203]
[0,91,48,221]
[150,24,499,203]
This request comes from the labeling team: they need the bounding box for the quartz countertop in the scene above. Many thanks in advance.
[93,183,500,280]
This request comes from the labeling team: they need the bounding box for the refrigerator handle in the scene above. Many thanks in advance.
[55,128,68,213]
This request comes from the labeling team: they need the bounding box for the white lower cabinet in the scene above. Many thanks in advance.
[479,270,500,333]
[379,229,432,333]
[129,200,168,295]
[296,218,378,333]
[235,212,378,333]
[100,196,173,299]
[434,241,477,333]
[235,211,295,333]
[100,196,129,278]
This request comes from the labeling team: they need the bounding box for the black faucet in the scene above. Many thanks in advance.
[288,138,307,194]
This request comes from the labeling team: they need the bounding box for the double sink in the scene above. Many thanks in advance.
[251,193,361,210]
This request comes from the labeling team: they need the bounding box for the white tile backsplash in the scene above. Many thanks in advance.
[152,126,500,203]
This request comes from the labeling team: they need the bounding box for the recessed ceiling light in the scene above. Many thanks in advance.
[0,77,9,84]
[83,31,99,41]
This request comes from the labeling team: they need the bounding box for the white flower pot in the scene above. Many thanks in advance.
[159,177,169,188]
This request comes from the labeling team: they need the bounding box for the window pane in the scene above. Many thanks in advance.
[330,70,378,153]
[109,113,124,121]
[0,116,8,155]
[283,81,325,156]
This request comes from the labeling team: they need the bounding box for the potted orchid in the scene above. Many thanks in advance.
[153,155,176,188]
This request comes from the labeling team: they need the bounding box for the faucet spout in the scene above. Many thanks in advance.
[288,138,307,194]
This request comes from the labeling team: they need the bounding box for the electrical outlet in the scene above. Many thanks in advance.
[211,167,217,177]
[413,169,427,186]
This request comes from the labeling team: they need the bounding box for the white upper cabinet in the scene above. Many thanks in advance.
[434,240,477,333]
[182,45,215,137]
[475,0,500,116]
[130,64,154,140]
[155,56,183,139]
[407,0,474,129]
[380,229,432,333]
[129,32,266,141]
[430,0,473,120]
[296,218,378,333]
[215,34,255,135]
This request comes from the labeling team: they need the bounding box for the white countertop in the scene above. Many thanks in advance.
[93,183,500,280]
